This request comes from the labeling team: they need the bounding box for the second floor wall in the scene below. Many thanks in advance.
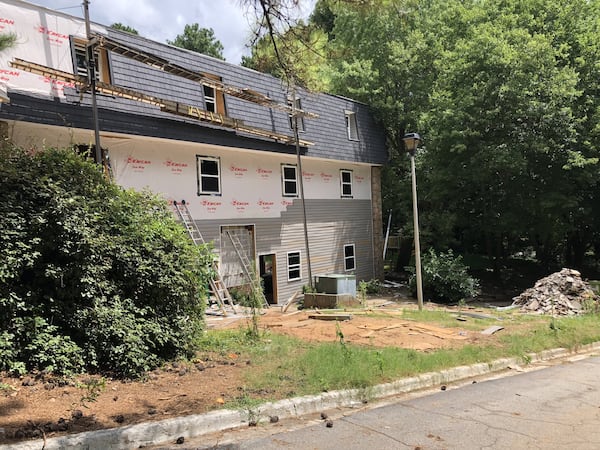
[0,0,387,166]
[110,135,373,221]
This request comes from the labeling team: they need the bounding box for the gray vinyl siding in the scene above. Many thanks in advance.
[193,199,374,304]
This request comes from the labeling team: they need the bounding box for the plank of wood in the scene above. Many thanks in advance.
[282,291,300,313]
[452,311,500,320]
[308,314,353,321]
[481,325,505,335]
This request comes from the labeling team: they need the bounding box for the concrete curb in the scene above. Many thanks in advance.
[4,342,600,450]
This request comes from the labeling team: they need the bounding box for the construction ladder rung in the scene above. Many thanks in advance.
[175,201,236,315]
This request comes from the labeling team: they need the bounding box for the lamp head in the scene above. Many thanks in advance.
[403,132,421,156]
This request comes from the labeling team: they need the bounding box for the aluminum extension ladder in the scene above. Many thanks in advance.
[173,200,236,315]
[225,230,269,309]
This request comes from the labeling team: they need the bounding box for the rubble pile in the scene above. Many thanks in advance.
[512,268,599,315]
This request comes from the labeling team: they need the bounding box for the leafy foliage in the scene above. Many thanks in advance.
[241,23,330,90]
[408,249,480,304]
[0,144,212,377]
[110,23,138,35]
[302,0,600,273]
[168,24,225,60]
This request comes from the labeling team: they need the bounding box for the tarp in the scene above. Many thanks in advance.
[0,0,105,98]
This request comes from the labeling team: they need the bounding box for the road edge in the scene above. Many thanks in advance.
[3,342,600,450]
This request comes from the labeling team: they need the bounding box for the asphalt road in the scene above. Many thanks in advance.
[199,354,600,450]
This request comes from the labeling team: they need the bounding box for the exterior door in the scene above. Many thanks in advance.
[259,254,277,304]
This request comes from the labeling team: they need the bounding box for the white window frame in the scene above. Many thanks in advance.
[288,97,305,132]
[281,164,298,197]
[340,169,353,198]
[196,155,221,195]
[344,244,356,272]
[287,251,302,281]
[345,110,359,141]
[203,85,216,112]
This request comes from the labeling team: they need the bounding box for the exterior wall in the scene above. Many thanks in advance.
[108,140,375,303]
[195,199,374,304]
[0,0,387,165]
[0,0,388,305]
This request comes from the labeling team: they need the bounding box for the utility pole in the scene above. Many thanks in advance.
[83,0,102,166]
[292,84,313,289]
[403,133,423,311]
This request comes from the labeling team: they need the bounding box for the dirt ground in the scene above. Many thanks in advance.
[0,293,509,445]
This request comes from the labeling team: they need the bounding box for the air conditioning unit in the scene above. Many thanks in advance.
[314,274,356,297]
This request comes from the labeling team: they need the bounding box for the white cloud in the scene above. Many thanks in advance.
[27,0,316,63]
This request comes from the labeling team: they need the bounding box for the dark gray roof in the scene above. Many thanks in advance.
[2,18,387,165]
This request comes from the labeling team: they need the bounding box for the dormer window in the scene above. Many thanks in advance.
[345,111,359,141]
[71,37,110,83]
[288,97,305,132]
[202,73,226,114]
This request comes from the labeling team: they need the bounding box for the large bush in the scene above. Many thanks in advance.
[0,144,212,377]
[408,249,480,304]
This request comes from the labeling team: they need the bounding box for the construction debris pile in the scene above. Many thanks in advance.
[512,268,599,315]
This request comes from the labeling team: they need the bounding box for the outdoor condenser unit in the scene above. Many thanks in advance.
[314,274,357,297]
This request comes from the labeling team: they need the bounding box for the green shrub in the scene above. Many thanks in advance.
[361,279,382,294]
[0,144,212,377]
[407,249,480,303]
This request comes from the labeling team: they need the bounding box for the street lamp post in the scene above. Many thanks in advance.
[403,132,423,311]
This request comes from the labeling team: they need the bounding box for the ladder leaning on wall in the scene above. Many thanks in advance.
[173,200,236,316]
[225,231,270,309]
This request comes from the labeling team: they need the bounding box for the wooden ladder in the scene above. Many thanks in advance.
[173,200,236,315]
[225,230,269,309]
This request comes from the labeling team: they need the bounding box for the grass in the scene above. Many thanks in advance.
[0,382,16,393]
[196,311,600,410]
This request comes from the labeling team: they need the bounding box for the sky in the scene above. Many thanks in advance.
[28,0,316,64]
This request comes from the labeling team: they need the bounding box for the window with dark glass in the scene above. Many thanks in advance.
[282,164,298,197]
[288,251,301,281]
[71,38,110,82]
[203,85,216,112]
[340,169,353,198]
[344,244,356,271]
[197,155,221,195]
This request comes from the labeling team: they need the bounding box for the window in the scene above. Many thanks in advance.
[344,244,356,271]
[288,98,305,132]
[196,155,221,195]
[340,169,353,198]
[202,73,226,114]
[203,85,216,112]
[345,111,359,141]
[287,251,301,281]
[71,38,110,82]
[281,164,298,197]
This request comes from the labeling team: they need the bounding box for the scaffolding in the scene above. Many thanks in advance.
[95,35,318,119]
[11,29,321,145]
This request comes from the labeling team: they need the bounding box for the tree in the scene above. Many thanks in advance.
[0,144,213,377]
[110,22,139,35]
[167,24,225,60]
[241,0,330,89]
[313,0,600,272]
[242,22,330,90]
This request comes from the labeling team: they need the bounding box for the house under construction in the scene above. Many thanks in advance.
[0,0,388,305]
